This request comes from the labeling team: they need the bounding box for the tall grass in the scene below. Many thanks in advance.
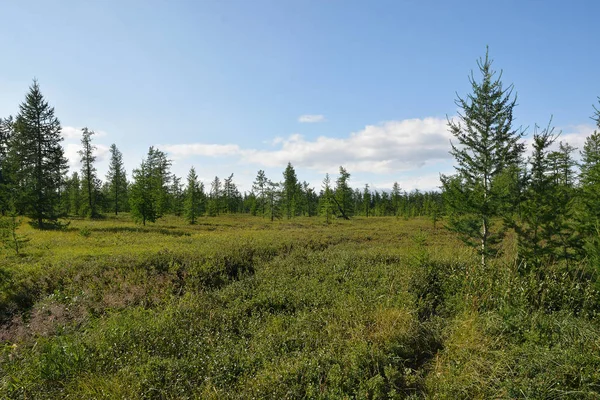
[1,214,599,398]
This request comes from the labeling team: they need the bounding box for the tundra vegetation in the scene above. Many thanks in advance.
[0,52,600,398]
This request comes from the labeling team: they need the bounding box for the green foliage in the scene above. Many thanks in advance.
[508,121,579,270]
[105,143,128,215]
[282,162,300,218]
[334,166,353,219]
[184,167,203,224]
[320,173,335,224]
[78,128,101,218]
[129,160,157,226]
[0,216,599,398]
[7,80,68,228]
[442,48,525,267]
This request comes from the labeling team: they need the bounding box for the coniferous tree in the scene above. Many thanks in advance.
[282,162,299,219]
[0,117,15,215]
[79,128,101,217]
[106,143,128,215]
[146,147,172,218]
[320,173,334,224]
[391,182,402,217]
[578,99,600,262]
[184,167,202,224]
[509,122,560,269]
[334,166,352,219]
[223,173,240,213]
[68,172,83,216]
[170,175,185,216]
[363,184,371,217]
[129,160,156,225]
[441,49,525,267]
[253,170,268,217]
[208,176,222,216]
[8,80,68,228]
[266,180,282,222]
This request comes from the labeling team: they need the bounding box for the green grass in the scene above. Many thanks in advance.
[1,214,599,398]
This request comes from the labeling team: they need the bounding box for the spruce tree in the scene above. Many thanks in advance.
[441,49,525,267]
[106,144,128,215]
[509,122,559,269]
[578,98,600,261]
[282,162,299,219]
[320,174,334,224]
[0,117,14,215]
[129,160,156,225]
[184,167,202,224]
[79,128,100,218]
[146,147,172,218]
[208,176,221,216]
[363,184,371,217]
[9,80,68,228]
[334,166,352,219]
[170,176,184,216]
[265,180,282,222]
[253,170,268,217]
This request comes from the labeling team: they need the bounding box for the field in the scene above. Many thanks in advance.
[1,215,599,399]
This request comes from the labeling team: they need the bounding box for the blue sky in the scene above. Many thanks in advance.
[1,0,598,192]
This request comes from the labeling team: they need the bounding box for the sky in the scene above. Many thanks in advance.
[1,0,598,193]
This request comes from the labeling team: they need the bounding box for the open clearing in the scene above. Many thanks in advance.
[1,215,599,398]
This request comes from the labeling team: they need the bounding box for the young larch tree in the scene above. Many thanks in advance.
[441,49,525,267]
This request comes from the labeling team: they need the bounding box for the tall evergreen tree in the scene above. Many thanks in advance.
[106,143,128,215]
[320,173,334,224]
[9,80,68,228]
[363,184,371,217]
[208,176,222,216]
[253,170,268,217]
[184,167,202,224]
[265,180,282,222]
[441,49,525,267]
[78,128,100,217]
[146,146,172,218]
[129,159,156,225]
[391,182,402,217]
[578,98,600,261]
[170,175,185,216]
[223,173,240,213]
[0,116,14,215]
[334,166,353,219]
[509,122,559,269]
[68,172,82,216]
[282,162,299,219]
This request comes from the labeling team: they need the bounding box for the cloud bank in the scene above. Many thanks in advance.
[162,117,453,174]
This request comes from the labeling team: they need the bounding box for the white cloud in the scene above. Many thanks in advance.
[162,143,242,159]
[298,114,326,123]
[241,117,453,173]
[159,117,453,174]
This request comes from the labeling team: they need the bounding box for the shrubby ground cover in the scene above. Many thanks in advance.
[1,214,598,399]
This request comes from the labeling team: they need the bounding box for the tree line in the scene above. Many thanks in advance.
[0,81,441,228]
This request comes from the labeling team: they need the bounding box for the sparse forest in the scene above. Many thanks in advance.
[1,51,600,398]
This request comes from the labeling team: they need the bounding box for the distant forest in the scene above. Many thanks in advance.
[0,80,442,227]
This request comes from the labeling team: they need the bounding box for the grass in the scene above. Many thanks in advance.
[1,214,599,398]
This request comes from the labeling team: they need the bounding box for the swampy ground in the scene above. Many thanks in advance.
[1,215,599,398]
